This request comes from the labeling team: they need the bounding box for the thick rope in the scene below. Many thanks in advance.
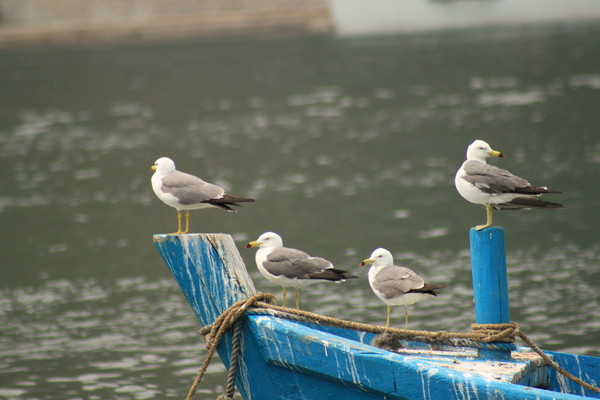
[517,330,600,394]
[184,293,276,400]
[223,320,243,399]
[186,292,599,399]
[245,301,518,344]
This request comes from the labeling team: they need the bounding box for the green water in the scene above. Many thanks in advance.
[1,24,600,399]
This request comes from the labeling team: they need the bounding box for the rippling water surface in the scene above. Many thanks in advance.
[1,24,600,399]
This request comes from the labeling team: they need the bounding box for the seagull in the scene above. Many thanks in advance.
[151,157,254,234]
[360,248,446,329]
[455,140,563,230]
[246,232,358,309]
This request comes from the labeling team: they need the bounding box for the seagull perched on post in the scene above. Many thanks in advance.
[151,157,254,234]
[360,248,446,329]
[454,140,563,230]
[246,232,358,309]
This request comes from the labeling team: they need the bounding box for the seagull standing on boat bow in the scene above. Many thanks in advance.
[151,157,254,234]
[361,248,446,329]
[246,232,358,309]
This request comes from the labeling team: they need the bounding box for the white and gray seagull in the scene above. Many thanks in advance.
[151,157,254,234]
[454,140,563,230]
[246,232,358,309]
[360,248,446,329]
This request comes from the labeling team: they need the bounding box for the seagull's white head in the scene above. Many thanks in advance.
[466,140,505,162]
[245,231,283,249]
[151,157,176,174]
[360,248,393,268]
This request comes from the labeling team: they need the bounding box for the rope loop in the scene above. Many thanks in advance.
[470,323,519,343]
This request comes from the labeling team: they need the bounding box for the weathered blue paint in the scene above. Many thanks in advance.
[470,227,514,360]
[246,315,599,400]
[153,234,256,320]
[153,233,600,400]
[544,352,600,397]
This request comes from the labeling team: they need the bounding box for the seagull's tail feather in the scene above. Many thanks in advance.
[513,185,561,195]
[308,268,359,282]
[206,194,255,212]
[218,194,255,203]
[498,197,564,210]
[410,283,447,297]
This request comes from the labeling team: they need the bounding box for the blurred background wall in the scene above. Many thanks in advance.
[2,0,600,47]
[0,0,332,46]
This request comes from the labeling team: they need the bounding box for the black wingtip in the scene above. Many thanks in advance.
[505,197,564,209]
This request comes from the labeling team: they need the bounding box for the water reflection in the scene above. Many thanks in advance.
[1,24,599,399]
[1,242,598,398]
[0,277,215,399]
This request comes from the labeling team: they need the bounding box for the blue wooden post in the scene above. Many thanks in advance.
[470,226,513,360]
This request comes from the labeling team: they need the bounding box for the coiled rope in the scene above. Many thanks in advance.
[184,292,600,400]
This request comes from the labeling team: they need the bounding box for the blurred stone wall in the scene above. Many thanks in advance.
[0,0,332,46]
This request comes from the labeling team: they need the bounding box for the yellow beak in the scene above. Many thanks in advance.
[360,258,374,267]
[245,241,260,249]
[489,150,505,159]
[150,165,157,172]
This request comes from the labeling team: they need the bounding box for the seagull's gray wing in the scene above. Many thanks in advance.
[266,247,310,262]
[264,247,333,279]
[460,160,530,194]
[160,171,225,204]
[372,266,425,299]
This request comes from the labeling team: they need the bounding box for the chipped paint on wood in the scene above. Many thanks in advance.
[153,233,256,325]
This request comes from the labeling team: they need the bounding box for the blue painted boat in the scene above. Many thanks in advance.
[153,229,600,400]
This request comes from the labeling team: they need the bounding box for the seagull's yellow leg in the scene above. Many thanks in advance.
[385,305,391,328]
[282,287,287,307]
[183,211,191,234]
[475,204,493,230]
[170,211,184,235]
[404,305,409,330]
[487,204,493,227]
[295,288,300,309]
